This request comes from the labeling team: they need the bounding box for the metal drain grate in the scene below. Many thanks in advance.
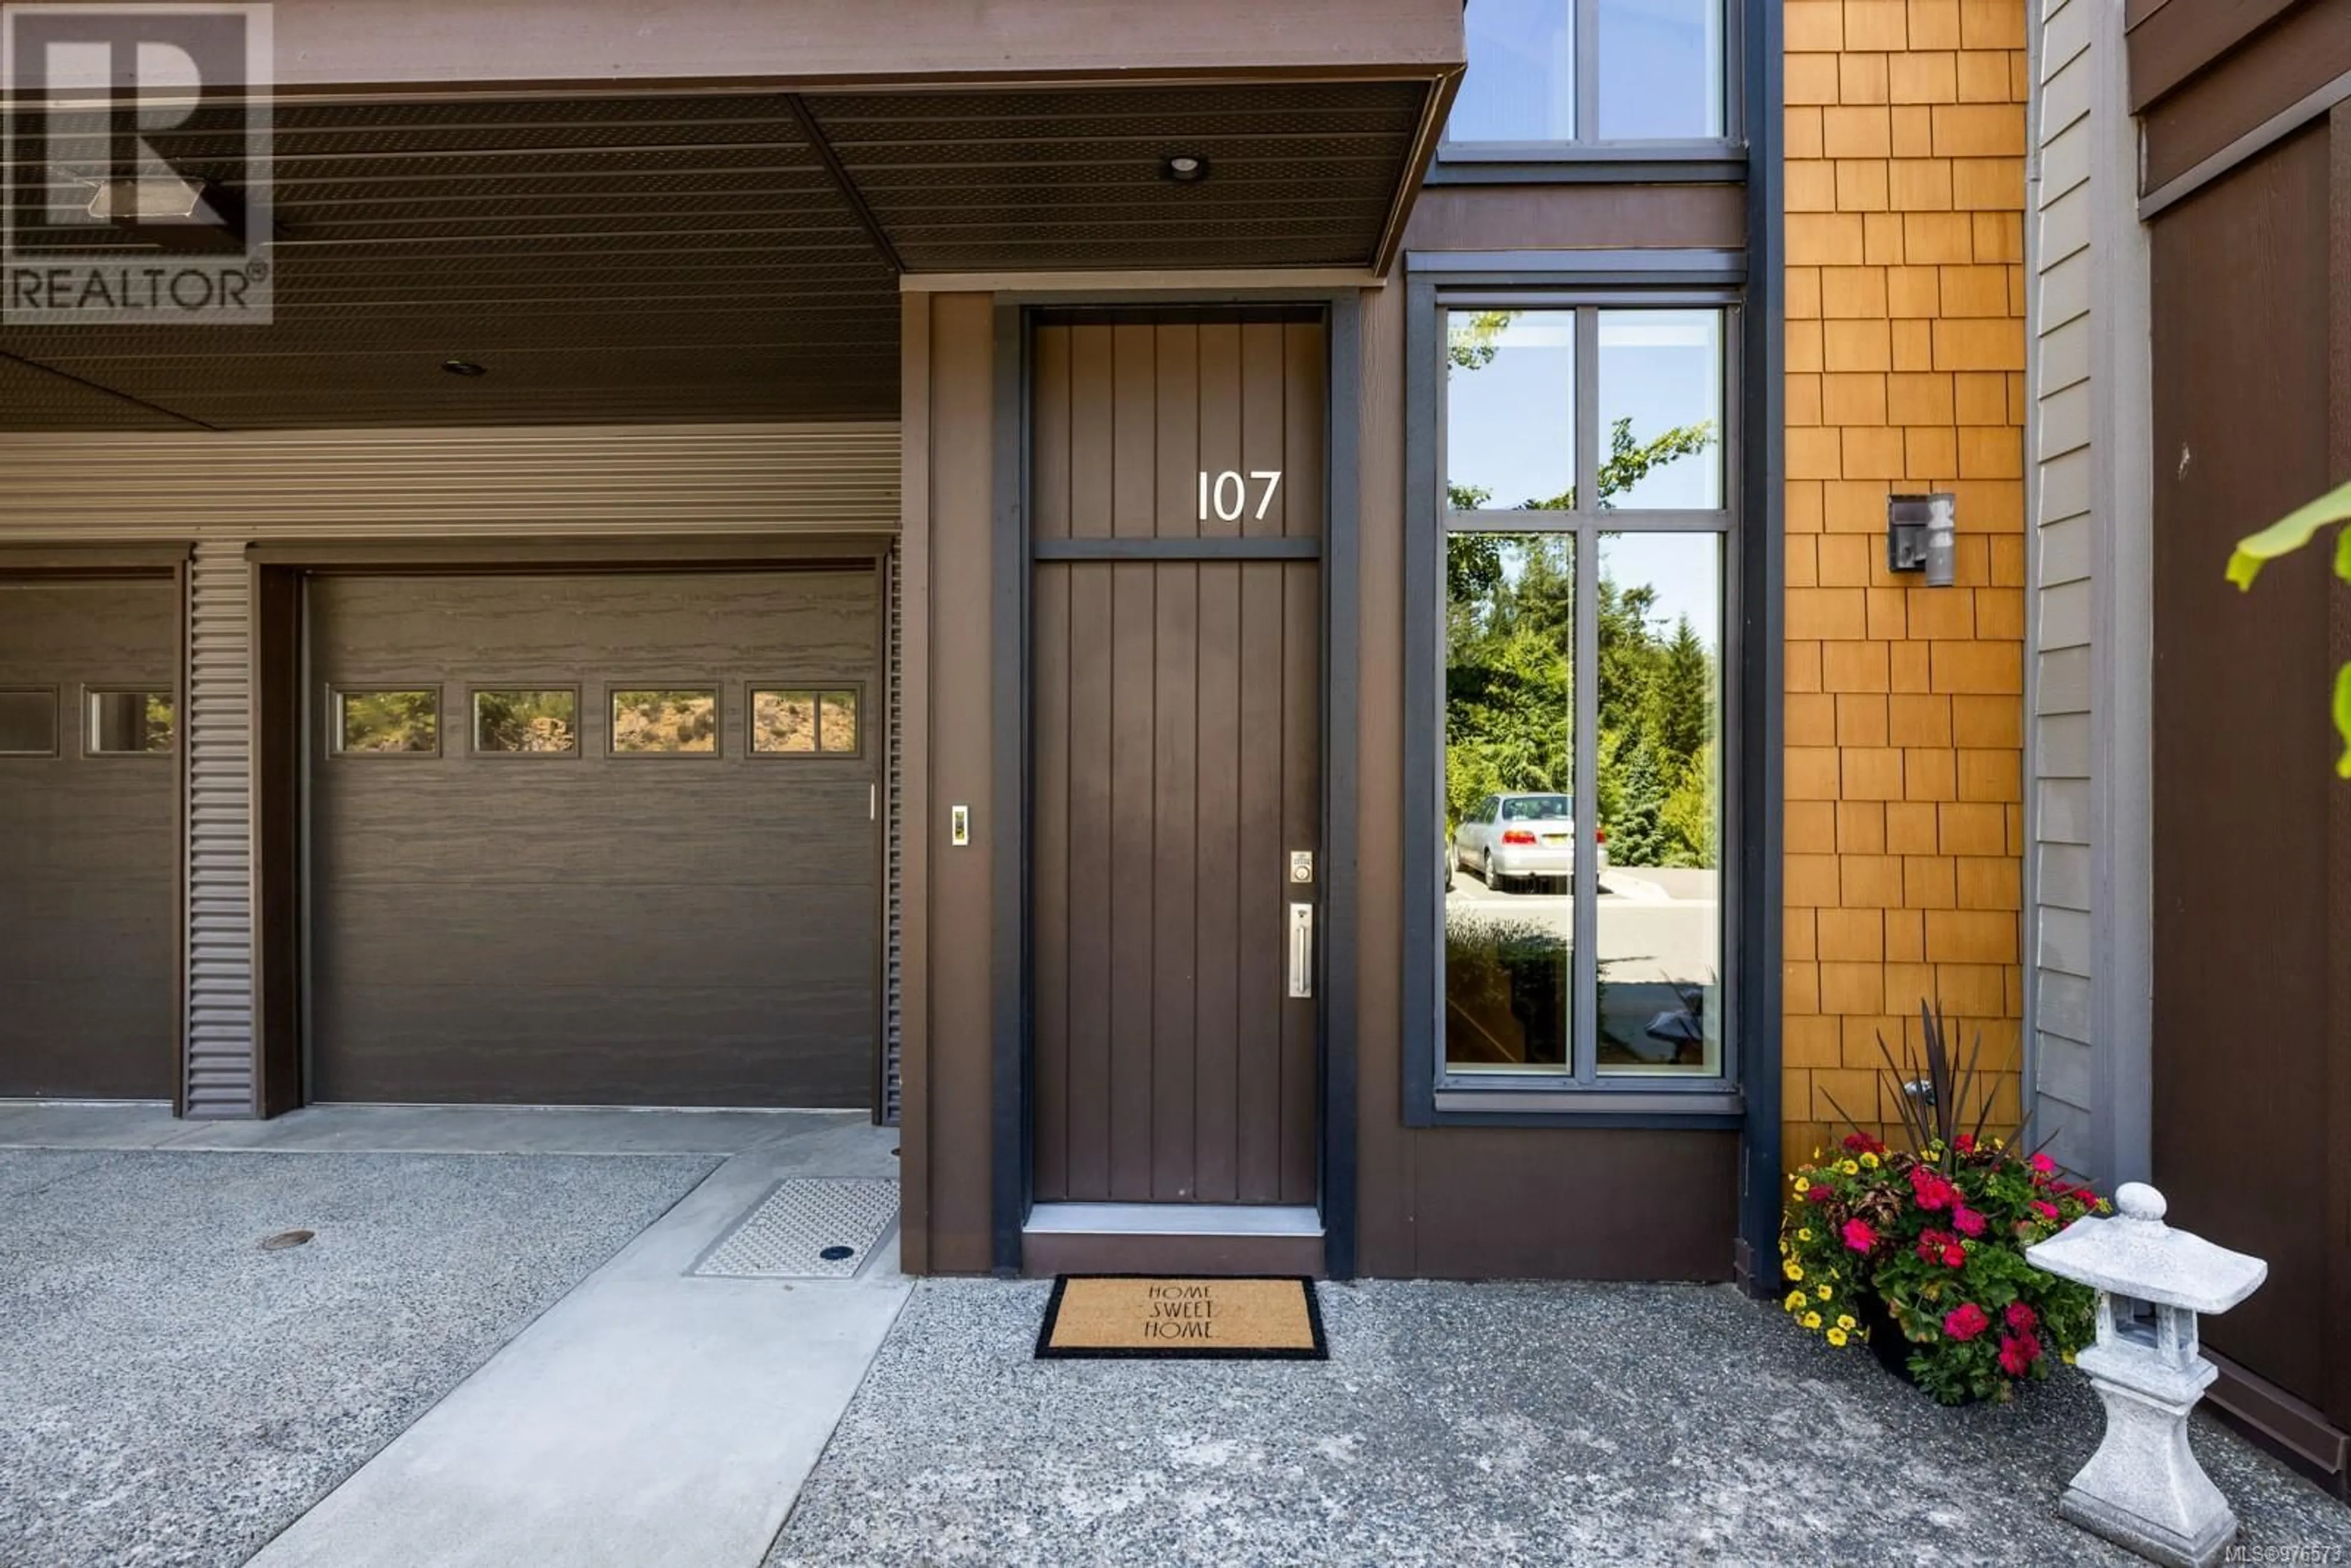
[692,1179,900,1280]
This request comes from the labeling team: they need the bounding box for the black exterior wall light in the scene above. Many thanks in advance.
[1888,492,1957,587]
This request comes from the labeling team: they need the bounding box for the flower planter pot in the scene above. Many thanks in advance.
[1854,1292,1922,1387]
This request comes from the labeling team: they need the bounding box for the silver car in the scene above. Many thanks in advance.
[1449,791,1607,893]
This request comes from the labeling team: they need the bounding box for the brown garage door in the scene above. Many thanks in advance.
[308,569,879,1107]
[0,576,179,1100]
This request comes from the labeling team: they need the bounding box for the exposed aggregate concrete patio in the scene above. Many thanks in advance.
[768,1277,2351,1567]
[0,1146,719,1568]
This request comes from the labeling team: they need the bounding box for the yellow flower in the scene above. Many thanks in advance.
[2062,1349,2076,1365]
[1801,1311,1823,1330]
[1839,1160,1860,1176]
[1826,1327,1849,1348]
[1837,1315,1856,1331]
[1784,1260,1804,1281]
[1816,1284,1833,1301]
[1812,1147,1823,1160]
[1784,1290,1804,1311]
[1797,1228,1813,1242]
[1861,1152,1880,1169]
[1793,1176,1810,1195]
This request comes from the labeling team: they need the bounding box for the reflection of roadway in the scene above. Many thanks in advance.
[1444,866,1720,986]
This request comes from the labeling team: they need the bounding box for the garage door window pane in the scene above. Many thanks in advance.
[0,689,58,756]
[752,688,860,756]
[612,689,718,754]
[336,689,438,755]
[87,690,174,754]
[474,689,579,754]
[819,691,858,754]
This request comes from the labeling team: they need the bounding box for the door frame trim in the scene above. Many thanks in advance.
[988,291,1363,1277]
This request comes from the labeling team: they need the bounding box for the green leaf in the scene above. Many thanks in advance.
[2336,662,2351,780]
[2227,479,2351,590]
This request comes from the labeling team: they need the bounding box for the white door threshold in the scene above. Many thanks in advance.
[1024,1202,1323,1239]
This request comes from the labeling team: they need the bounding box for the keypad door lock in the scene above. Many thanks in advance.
[1289,850,1314,884]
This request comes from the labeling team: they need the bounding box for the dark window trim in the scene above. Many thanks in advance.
[326,684,442,759]
[81,685,178,758]
[1403,267,1761,1128]
[746,681,868,760]
[1436,0,1747,170]
[462,685,583,759]
[605,684,722,759]
[0,685,62,758]
[1407,249,1745,287]
[988,288,1365,1280]
[1426,143,1745,187]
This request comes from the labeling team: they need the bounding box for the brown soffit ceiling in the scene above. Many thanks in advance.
[0,77,1453,431]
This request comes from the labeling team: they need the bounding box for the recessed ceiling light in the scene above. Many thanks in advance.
[441,359,488,377]
[1161,154,1210,184]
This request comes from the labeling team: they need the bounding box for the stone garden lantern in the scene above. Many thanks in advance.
[2026,1182,2267,1568]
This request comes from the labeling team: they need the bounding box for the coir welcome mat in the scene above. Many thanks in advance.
[1034,1275,1327,1360]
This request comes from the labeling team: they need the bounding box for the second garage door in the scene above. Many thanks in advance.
[308,568,879,1108]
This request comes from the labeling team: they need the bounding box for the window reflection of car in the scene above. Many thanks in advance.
[1448,791,1608,893]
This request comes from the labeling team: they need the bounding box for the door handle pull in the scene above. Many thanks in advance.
[1288,902,1314,999]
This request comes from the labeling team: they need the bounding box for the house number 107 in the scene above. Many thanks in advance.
[1199,469,1283,523]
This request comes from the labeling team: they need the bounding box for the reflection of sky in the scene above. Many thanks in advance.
[1449,0,1722,143]
[1450,310,1722,512]
[1452,0,1572,141]
[1596,0,1723,139]
[1449,315,1573,507]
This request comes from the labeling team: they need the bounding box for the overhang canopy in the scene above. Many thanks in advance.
[0,1,1461,430]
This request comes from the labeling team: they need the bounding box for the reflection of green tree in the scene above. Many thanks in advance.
[476,691,575,753]
[343,690,436,753]
[1443,307,1720,868]
[144,694,174,752]
[1445,549,1718,868]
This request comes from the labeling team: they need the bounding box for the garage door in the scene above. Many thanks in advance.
[0,576,179,1100]
[308,569,880,1108]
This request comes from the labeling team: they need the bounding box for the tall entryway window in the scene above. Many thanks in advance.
[1027,309,1326,1204]
[1433,301,1736,1100]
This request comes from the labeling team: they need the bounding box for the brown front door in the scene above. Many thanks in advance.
[1029,311,1325,1205]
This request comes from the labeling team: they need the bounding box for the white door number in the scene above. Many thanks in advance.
[1198,469,1283,523]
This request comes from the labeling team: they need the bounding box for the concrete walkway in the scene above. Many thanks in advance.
[0,1102,908,1568]
[241,1113,909,1568]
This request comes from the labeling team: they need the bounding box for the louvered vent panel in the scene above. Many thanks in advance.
[182,542,255,1117]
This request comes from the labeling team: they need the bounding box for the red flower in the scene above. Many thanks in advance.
[1998,1334,2041,1376]
[1951,1204,1986,1238]
[1842,1131,1886,1155]
[1805,1184,1834,1205]
[1943,1303,1991,1342]
[2030,1152,2057,1177]
[1953,1133,1976,1153]
[2004,1302,2038,1332]
[1914,1229,1967,1268]
[1909,1166,1955,1212]
[2031,1199,2060,1223]
[1841,1218,1877,1254]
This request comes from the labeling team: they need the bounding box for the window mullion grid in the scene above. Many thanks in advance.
[1572,304,1601,1088]
[1574,0,1600,144]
